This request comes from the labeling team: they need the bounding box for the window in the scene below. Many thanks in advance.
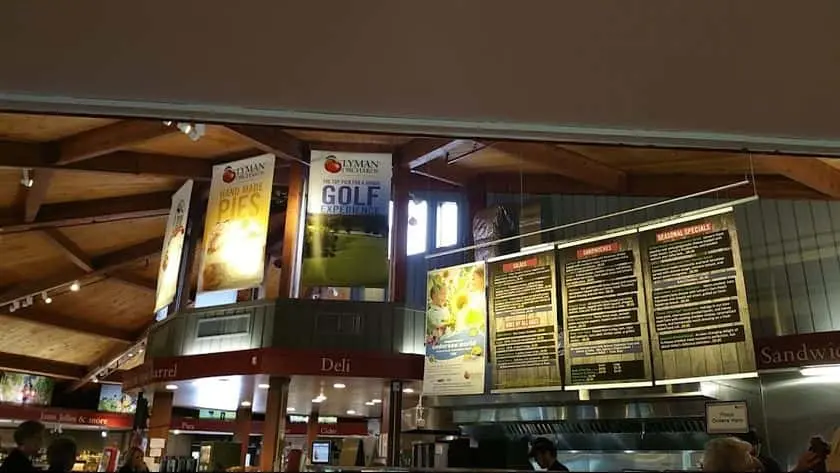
[406,200,428,256]
[435,201,459,248]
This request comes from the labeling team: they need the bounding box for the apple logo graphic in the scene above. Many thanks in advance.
[324,157,342,174]
[222,166,236,183]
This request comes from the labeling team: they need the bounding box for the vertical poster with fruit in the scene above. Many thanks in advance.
[488,247,563,392]
[301,151,392,289]
[0,371,53,405]
[97,384,137,413]
[154,180,193,312]
[198,154,276,293]
[423,262,487,395]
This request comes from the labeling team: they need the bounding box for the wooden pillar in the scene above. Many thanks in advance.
[259,377,290,472]
[147,390,174,459]
[385,380,404,466]
[174,183,208,313]
[234,405,253,466]
[304,405,320,464]
[389,168,411,302]
[278,162,308,299]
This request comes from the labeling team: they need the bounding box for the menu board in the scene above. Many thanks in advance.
[488,247,562,392]
[423,262,487,395]
[640,211,756,383]
[559,232,654,388]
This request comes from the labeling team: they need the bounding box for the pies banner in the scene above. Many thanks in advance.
[198,154,276,293]
[154,180,193,312]
[301,151,392,288]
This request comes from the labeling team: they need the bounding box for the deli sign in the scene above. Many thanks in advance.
[756,331,840,370]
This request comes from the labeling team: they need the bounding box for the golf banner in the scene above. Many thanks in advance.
[198,154,276,293]
[154,180,193,312]
[423,262,487,395]
[301,151,392,288]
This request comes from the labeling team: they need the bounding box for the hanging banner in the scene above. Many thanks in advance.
[423,262,487,395]
[0,371,53,406]
[559,231,654,389]
[154,180,193,312]
[639,210,757,383]
[488,247,562,392]
[198,154,276,293]
[301,151,392,288]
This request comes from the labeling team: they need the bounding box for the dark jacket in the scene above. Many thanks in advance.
[548,460,570,471]
[0,449,37,473]
[758,453,783,473]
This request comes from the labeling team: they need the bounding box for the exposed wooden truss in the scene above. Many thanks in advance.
[224,124,309,164]
[0,352,87,379]
[56,119,178,165]
[758,155,840,198]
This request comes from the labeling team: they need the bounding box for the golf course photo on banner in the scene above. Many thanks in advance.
[301,151,392,288]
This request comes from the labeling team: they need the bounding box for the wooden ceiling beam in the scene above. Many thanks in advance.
[396,138,479,186]
[0,352,87,379]
[107,271,156,293]
[396,138,458,169]
[224,124,309,164]
[482,172,828,200]
[40,228,94,272]
[56,119,179,165]
[0,236,163,307]
[757,155,840,198]
[0,191,172,234]
[491,142,627,192]
[23,169,55,222]
[2,307,134,343]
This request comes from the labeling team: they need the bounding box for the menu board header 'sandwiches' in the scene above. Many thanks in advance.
[198,154,276,293]
[559,231,654,389]
[640,210,757,383]
[488,247,562,392]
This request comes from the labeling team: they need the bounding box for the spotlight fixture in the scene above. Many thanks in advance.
[69,281,81,292]
[101,431,108,438]
[92,378,99,384]
[9,300,20,313]
[41,292,52,304]
[20,169,33,188]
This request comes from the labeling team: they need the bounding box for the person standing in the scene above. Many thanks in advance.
[46,437,77,472]
[528,437,569,471]
[118,447,149,473]
[0,420,46,472]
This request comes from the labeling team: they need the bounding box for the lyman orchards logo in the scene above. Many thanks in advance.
[221,161,267,183]
[324,156,343,174]
[323,154,380,175]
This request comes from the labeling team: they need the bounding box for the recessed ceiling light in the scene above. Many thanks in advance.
[372,399,382,404]
[258,383,270,389]
[286,407,295,412]
[365,401,375,406]
[333,383,346,389]
[69,281,81,292]
[346,410,356,415]
[165,384,178,390]
[403,388,415,394]
[241,401,252,407]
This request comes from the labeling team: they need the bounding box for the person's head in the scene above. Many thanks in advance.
[126,447,145,469]
[702,437,755,472]
[430,284,447,306]
[528,437,557,469]
[47,437,77,471]
[14,420,45,455]
[736,429,762,456]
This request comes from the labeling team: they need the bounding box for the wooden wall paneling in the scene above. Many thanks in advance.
[811,202,840,330]
[775,200,814,333]
[793,201,833,332]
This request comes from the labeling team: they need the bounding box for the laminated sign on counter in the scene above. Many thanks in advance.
[423,262,487,395]
[154,180,193,312]
[559,231,655,389]
[488,247,562,392]
[198,154,276,293]
[301,151,392,288]
[639,211,757,383]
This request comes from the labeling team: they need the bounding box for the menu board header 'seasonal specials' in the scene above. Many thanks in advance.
[154,180,193,313]
[198,154,276,293]
[640,211,757,383]
[488,247,562,392]
[423,262,487,395]
[559,231,654,389]
[301,151,392,289]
